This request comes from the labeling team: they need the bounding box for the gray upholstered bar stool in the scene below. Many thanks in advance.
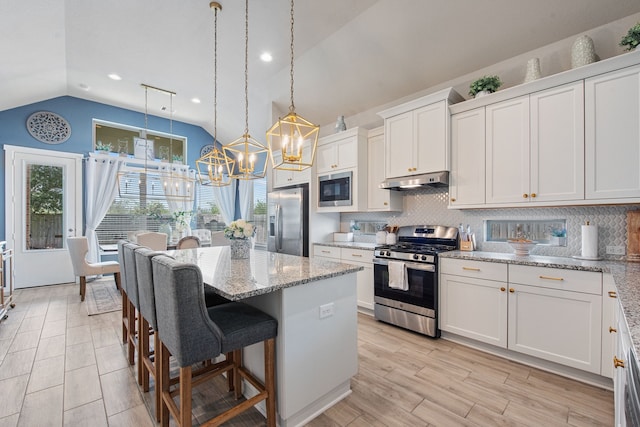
[117,240,135,363]
[151,255,277,427]
[122,242,142,372]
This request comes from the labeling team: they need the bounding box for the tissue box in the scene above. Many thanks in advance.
[333,232,353,242]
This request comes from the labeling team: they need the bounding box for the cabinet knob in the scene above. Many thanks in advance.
[509,288,515,293]
[609,326,618,333]
[500,287,506,292]
[450,198,456,202]
[608,291,617,298]
[523,193,529,198]
[530,193,537,198]
[383,202,388,206]
[413,167,417,171]
[614,356,625,368]
[408,168,412,172]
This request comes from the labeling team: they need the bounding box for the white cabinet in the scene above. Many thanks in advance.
[439,259,508,347]
[585,64,640,200]
[367,127,402,211]
[602,274,618,379]
[313,244,374,310]
[316,129,361,174]
[614,299,632,427]
[271,150,311,189]
[449,108,486,206]
[508,265,602,374]
[378,88,463,180]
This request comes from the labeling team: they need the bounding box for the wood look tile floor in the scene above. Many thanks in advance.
[0,281,614,426]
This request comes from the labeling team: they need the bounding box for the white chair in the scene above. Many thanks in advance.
[176,235,201,249]
[136,232,168,251]
[191,229,211,246]
[127,230,151,243]
[67,236,121,301]
[210,231,229,246]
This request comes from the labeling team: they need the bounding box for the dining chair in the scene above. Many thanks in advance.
[176,235,200,249]
[151,255,277,427]
[191,229,211,246]
[67,236,121,302]
[210,231,229,246]
[137,232,168,251]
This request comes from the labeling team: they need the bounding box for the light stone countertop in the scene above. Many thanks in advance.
[166,246,362,301]
[440,250,640,356]
[313,241,376,250]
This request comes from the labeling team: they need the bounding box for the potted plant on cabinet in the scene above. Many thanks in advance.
[620,22,640,51]
[469,75,502,98]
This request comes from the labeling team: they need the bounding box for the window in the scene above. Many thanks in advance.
[252,179,267,247]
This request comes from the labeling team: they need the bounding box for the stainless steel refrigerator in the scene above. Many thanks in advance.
[267,184,309,257]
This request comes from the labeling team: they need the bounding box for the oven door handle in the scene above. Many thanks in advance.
[373,258,436,272]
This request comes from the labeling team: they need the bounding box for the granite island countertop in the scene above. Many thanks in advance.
[167,246,363,301]
[313,241,377,250]
[440,250,640,356]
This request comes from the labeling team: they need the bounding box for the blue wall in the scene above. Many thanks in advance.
[0,96,215,240]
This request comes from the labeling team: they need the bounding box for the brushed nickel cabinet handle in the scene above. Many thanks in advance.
[539,275,564,281]
[609,326,617,333]
[462,267,480,271]
[608,291,617,298]
[614,356,625,368]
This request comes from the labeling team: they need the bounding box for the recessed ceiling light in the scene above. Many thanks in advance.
[79,83,90,91]
[260,52,273,62]
[191,98,201,104]
[108,73,122,81]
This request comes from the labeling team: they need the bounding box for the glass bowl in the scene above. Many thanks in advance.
[507,240,538,256]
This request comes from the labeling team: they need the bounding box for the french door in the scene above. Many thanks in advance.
[4,146,82,288]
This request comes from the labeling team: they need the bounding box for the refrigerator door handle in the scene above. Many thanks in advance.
[276,204,282,252]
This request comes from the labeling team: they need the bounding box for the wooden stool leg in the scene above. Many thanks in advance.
[121,291,128,343]
[139,316,148,387]
[233,349,242,400]
[114,272,122,291]
[265,338,276,427]
[127,302,135,366]
[226,352,234,392]
[160,343,170,427]
[154,334,161,422]
[80,276,86,301]
[180,366,193,427]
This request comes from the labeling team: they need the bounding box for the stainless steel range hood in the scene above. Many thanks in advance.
[379,171,449,191]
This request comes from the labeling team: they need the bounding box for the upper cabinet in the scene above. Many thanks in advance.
[378,88,464,179]
[316,131,359,174]
[585,64,640,200]
[271,149,312,189]
[449,107,486,206]
[367,127,402,211]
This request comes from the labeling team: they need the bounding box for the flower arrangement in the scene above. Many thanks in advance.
[224,219,255,240]
[620,22,640,51]
[469,75,502,97]
[95,141,112,152]
[172,210,192,232]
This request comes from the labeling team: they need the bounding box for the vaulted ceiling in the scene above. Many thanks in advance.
[3,0,640,143]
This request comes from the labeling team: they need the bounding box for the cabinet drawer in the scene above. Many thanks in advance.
[313,245,341,259]
[509,265,602,295]
[341,248,373,264]
[440,258,507,282]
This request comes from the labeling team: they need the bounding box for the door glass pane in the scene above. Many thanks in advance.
[26,164,63,250]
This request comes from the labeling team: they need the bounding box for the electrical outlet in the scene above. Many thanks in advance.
[606,246,625,255]
[319,303,335,319]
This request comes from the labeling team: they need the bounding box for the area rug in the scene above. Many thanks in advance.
[86,277,122,316]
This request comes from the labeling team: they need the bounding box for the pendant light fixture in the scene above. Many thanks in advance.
[266,0,319,171]
[196,2,235,187]
[223,0,268,180]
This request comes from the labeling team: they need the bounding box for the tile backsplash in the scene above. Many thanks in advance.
[341,186,640,260]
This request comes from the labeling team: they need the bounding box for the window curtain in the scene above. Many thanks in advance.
[212,180,237,225]
[238,180,253,220]
[85,156,123,263]
[161,164,196,215]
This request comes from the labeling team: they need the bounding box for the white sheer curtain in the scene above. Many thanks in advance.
[238,180,253,220]
[85,156,123,263]
[212,180,237,225]
[161,164,196,214]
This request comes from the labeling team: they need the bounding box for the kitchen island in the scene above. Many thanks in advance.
[167,247,362,427]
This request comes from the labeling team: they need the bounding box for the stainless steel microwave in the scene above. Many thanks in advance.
[318,171,352,207]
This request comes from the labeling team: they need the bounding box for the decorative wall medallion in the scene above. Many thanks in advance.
[26,111,71,144]
[200,144,215,157]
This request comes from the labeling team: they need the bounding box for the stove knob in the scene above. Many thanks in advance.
[413,254,419,260]
[384,251,390,256]
[421,255,427,261]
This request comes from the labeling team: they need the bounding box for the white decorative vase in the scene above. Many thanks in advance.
[230,239,250,259]
[474,90,490,98]
[524,58,542,83]
[335,116,347,133]
[571,35,597,69]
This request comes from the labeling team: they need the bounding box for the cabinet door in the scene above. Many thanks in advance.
[440,274,508,347]
[450,107,486,206]
[367,129,402,211]
[601,274,618,379]
[508,284,602,374]
[486,96,530,204]
[614,301,631,427]
[385,111,414,179]
[414,101,447,174]
[585,65,640,200]
[530,82,585,202]
[336,137,358,170]
[271,152,293,188]
[316,143,336,174]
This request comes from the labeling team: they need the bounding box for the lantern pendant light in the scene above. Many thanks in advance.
[196,2,235,187]
[223,0,268,180]
[266,0,319,172]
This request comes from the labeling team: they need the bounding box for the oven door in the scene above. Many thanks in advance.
[372,258,437,315]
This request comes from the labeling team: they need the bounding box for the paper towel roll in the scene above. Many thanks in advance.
[581,224,598,258]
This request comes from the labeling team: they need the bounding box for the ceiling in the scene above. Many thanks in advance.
[3,0,640,145]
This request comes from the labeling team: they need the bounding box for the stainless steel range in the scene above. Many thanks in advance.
[373,225,458,338]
